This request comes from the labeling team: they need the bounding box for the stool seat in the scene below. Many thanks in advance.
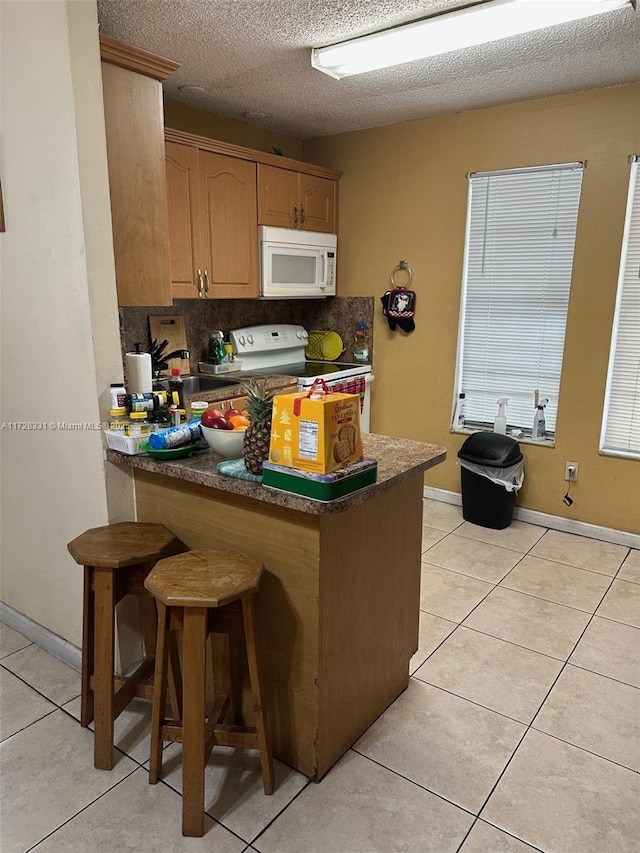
[68,521,183,770]
[145,549,262,608]
[146,549,274,837]
[68,521,180,569]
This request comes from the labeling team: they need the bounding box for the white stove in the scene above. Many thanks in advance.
[230,324,374,432]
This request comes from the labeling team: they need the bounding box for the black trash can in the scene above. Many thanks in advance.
[457,432,524,530]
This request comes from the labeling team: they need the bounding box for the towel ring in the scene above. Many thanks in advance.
[390,260,413,289]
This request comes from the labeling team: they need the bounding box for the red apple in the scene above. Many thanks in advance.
[224,407,242,420]
[210,416,233,430]
[201,408,224,428]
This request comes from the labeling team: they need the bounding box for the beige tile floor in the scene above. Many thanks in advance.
[1,499,639,852]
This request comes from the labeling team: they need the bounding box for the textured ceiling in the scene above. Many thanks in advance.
[97,0,640,138]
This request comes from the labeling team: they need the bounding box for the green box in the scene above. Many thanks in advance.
[262,458,377,502]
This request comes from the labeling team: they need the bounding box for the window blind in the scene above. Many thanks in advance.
[600,159,640,459]
[455,163,584,434]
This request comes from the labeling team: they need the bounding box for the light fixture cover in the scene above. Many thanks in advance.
[311,0,632,79]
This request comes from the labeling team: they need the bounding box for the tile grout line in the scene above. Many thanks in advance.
[421,522,636,851]
[468,566,624,838]
[348,746,478,819]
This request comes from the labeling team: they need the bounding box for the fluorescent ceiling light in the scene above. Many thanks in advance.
[311,0,632,79]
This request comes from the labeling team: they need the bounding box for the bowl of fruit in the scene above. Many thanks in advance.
[199,406,250,459]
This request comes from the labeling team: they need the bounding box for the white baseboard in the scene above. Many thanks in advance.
[0,602,81,672]
[423,486,640,550]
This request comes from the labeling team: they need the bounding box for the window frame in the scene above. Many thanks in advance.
[452,161,585,442]
[599,157,640,461]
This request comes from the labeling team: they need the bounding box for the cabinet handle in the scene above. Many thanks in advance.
[203,269,210,296]
[300,205,305,226]
[293,203,299,226]
[197,269,204,298]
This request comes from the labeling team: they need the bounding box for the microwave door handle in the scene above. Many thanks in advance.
[319,253,326,288]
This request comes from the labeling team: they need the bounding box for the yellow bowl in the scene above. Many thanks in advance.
[200,425,245,459]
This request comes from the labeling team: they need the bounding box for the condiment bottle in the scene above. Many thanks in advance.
[168,368,184,408]
[109,408,128,432]
[126,411,151,436]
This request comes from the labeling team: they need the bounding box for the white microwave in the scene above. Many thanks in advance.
[259,226,337,299]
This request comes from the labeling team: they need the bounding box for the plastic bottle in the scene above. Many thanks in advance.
[110,382,126,410]
[125,411,151,436]
[353,321,370,363]
[532,399,548,440]
[148,418,201,450]
[208,331,227,365]
[494,397,509,434]
[168,368,184,409]
[109,408,128,432]
[453,393,466,429]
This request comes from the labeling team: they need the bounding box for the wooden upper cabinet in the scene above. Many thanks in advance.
[199,152,258,299]
[299,174,336,233]
[165,143,258,299]
[165,142,202,299]
[258,165,337,233]
[99,35,179,306]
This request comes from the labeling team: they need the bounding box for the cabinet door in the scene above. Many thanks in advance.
[299,174,336,233]
[165,143,204,299]
[101,62,172,306]
[257,164,299,228]
[199,152,259,299]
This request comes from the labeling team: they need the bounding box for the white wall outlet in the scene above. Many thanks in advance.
[564,461,579,482]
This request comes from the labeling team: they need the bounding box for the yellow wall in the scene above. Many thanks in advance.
[304,84,640,534]
[163,98,303,159]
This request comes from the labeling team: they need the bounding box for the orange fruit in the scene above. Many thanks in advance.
[229,415,250,430]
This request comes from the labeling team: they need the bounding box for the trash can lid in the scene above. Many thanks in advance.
[458,431,523,467]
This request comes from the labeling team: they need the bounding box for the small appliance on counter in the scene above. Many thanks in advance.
[229,323,374,432]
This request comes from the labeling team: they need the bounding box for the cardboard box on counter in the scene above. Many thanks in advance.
[269,388,363,475]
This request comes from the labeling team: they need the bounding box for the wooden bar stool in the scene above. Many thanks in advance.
[68,521,183,770]
[145,549,274,837]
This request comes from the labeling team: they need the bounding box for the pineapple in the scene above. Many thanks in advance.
[243,380,275,474]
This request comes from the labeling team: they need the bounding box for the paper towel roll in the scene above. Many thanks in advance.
[126,352,152,394]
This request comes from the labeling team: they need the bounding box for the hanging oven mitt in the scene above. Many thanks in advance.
[387,287,416,333]
[380,290,397,331]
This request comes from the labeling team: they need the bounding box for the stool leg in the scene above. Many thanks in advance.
[80,566,95,727]
[93,566,116,770]
[168,633,183,721]
[141,594,182,721]
[149,601,169,784]
[182,606,207,837]
[242,595,275,795]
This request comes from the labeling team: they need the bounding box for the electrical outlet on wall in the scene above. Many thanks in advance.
[564,461,579,482]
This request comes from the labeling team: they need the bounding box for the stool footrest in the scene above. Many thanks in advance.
[88,656,156,719]
[206,723,259,753]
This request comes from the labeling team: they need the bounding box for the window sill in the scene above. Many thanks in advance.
[450,427,555,448]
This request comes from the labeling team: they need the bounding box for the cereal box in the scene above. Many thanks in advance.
[268,386,363,475]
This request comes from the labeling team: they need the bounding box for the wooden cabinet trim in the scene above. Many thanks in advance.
[164,127,342,180]
[99,33,180,81]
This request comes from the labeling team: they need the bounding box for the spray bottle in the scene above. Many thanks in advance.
[453,393,466,429]
[532,398,548,440]
[494,397,509,434]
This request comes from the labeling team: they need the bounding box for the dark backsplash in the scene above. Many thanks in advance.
[120,296,374,377]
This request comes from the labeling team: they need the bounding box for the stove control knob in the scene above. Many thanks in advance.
[238,335,246,346]
[296,330,303,339]
[247,334,254,345]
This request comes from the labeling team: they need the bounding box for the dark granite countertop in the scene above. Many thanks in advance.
[106,433,447,516]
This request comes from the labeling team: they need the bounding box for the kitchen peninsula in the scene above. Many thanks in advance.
[107,433,446,780]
